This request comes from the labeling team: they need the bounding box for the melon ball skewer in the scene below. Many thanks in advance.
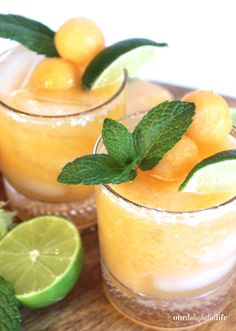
[55,17,105,67]
[151,135,199,181]
[31,58,79,90]
[182,90,232,145]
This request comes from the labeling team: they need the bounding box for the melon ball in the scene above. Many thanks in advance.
[182,90,232,144]
[151,135,199,181]
[55,17,105,66]
[31,58,79,90]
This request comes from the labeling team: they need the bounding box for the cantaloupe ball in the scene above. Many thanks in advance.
[55,17,105,66]
[31,58,79,90]
[151,135,199,181]
[182,90,232,144]
[126,80,173,114]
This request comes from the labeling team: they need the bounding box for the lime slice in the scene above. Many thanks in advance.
[0,216,83,308]
[82,38,167,89]
[230,107,236,126]
[179,150,236,193]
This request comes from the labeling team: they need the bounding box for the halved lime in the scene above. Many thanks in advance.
[0,216,83,308]
[179,150,236,193]
[82,38,167,89]
[230,107,236,126]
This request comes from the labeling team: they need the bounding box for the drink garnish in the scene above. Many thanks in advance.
[0,14,167,90]
[81,38,167,89]
[0,276,21,331]
[0,14,58,56]
[179,150,236,193]
[0,216,83,308]
[58,101,195,185]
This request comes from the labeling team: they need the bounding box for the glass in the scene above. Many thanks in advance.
[95,112,236,329]
[0,47,127,230]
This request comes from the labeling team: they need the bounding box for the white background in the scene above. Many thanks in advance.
[1,0,236,97]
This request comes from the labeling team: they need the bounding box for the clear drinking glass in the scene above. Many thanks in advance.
[0,47,127,229]
[95,112,236,329]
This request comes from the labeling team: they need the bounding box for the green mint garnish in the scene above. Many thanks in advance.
[58,154,136,185]
[133,101,195,170]
[102,118,136,165]
[58,101,195,185]
[0,14,58,57]
[0,277,21,331]
[0,202,16,239]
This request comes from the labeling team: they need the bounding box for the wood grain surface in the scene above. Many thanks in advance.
[1,84,236,331]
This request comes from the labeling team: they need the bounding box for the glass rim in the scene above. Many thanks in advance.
[94,110,236,215]
[0,47,128,119]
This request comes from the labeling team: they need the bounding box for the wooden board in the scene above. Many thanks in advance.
[1,84,236,331]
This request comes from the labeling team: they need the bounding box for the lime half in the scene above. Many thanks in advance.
[179,150,236,193]
[82,38,167,89]
[0,216,83,308]
[230,107,236,126]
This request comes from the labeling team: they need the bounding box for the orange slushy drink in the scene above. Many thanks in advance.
[0,41,126,229]
[93,91,236,329]
[0,14,168,229]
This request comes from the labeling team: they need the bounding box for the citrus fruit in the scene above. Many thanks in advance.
[0,216,83,308]
[179,150,236,193]
[82,38,167,89]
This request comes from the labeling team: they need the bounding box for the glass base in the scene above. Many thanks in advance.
[102,262,234,330]
[3,178,97,230]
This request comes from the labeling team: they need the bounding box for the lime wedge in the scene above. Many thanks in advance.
[179,150,236,193]
[0,216,83,308]
[82,38,167,89]
[230,107,236,126]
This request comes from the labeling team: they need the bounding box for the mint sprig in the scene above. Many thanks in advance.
[0,277,21,331]
[58,101,195,185]
[0,14,58,57]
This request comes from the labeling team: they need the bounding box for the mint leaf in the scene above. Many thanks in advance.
[133,101,195,170]
[102,118,136,165]
[0,202,16,239]
[58,154,137,185]
[0,14,58,57]
[0,277,21,331]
